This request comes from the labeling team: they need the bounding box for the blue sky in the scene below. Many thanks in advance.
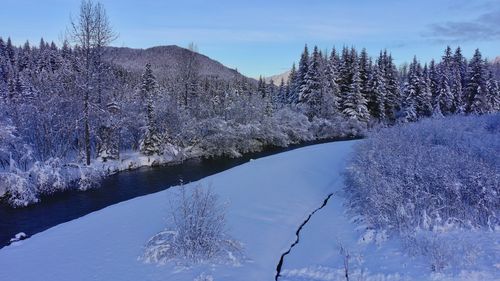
[1,0,499,77]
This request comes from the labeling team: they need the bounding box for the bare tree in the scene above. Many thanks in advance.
[69,0,116,165]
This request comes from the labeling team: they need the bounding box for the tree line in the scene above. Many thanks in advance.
[274,45,499,125]
[1,0,499,173]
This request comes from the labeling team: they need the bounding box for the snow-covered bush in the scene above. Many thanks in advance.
[309,116,351,139]
[76,166,104,191]
[344,114,500,270]
[0,171,38,207]
[273,107,314,143]
[29,158,68,195]
[345,114,499,231]
[142,184,242,265]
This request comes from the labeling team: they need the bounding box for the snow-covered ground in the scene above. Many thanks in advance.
[0,140,497,281]
[0,141,354,281]
[279,186,500,281]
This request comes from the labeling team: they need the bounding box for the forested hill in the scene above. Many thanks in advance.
[104,45,251,83]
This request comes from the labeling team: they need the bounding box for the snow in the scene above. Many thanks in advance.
[0,140,355,281]
[0,139,497,281]
[279,145,500,281]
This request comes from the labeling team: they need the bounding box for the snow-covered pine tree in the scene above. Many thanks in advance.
[381,50,400,123]
[277,78,287,106]
[452,47,466,113]
[257,76,266,98]
[297,45,310,102]
[342,55,369,125]
[338,47,353,114]
[367,61,386,121]
[419,64,433,117]
[266,79,275,115]
[321,48,340,117]
[358,48,372,104]
[300,46,322,119]
[485,70,500,112]
[466,49,488,114]
[287,63,300,104]
[5,38,15,65]
[139,63,162,156]
[400,57,421,122]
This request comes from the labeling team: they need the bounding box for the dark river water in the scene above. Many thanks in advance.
[0,138,356,249]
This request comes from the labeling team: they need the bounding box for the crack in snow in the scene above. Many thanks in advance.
[275,193,334,281]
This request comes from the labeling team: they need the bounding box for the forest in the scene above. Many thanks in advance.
[0,3,499,207]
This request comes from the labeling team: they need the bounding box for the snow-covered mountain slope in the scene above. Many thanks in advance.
[264,70,291,84]
[105,45,251,82]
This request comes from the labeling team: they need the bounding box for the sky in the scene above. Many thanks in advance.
[1,0,500,78]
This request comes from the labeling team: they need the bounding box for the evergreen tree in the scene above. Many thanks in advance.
[419,64,433,117]
[139,63,161,155]
[277,78,287,106]
[322,48,340,117]
[466,49,488,114]
[342,57,369,124]
[367,62,386,121]
[257,76,266,98]
[297,45,310,102]
[358,48,372,102]
[400,57,420,122]
[381,51,400,122]
[485,70,500,112]
[5,38,15,65]
[338,47,353,113]
[300,46,322,119]
[452,47,467,113]
[287,63,299,104]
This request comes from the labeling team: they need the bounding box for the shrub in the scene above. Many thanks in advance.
[142,184,242,265]
[344,114,500,271]
[344,114,499,232]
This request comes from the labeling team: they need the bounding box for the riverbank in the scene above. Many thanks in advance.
[0,122,361,208]
[0,140,356,281]
[0,137,358,248]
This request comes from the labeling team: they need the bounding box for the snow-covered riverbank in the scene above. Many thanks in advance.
[0,140,355,281]
[1,139,497,281]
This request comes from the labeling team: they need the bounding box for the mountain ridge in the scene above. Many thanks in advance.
[104,45,253,83]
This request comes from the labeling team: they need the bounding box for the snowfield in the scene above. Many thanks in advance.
[0,140,497,281]
[0,141,354,281]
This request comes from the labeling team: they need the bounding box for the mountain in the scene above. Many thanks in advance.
[104,45,251,82]
[263,70,291,85]
[494,56,500,64]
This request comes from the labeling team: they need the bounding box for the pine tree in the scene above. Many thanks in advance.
[257,76,266,98]
[419,64,433,117]
[485,70,500,112]
[367,62,386,121]
[297,45,310,102]
[277,78,287,105]
[139,63,162,155]
[400,57,420,122]
[358,48,371,103]
[381,51,400,122]
[338,47,353,113]
[322,48,340,117]
[5,38,15,65]
[342,57,369,124]
[300,46,322,119]
[452,47,466,113]
[287,63,299,104]
[466,49,488,114]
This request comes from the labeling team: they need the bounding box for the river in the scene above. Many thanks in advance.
[0,137,357,248]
